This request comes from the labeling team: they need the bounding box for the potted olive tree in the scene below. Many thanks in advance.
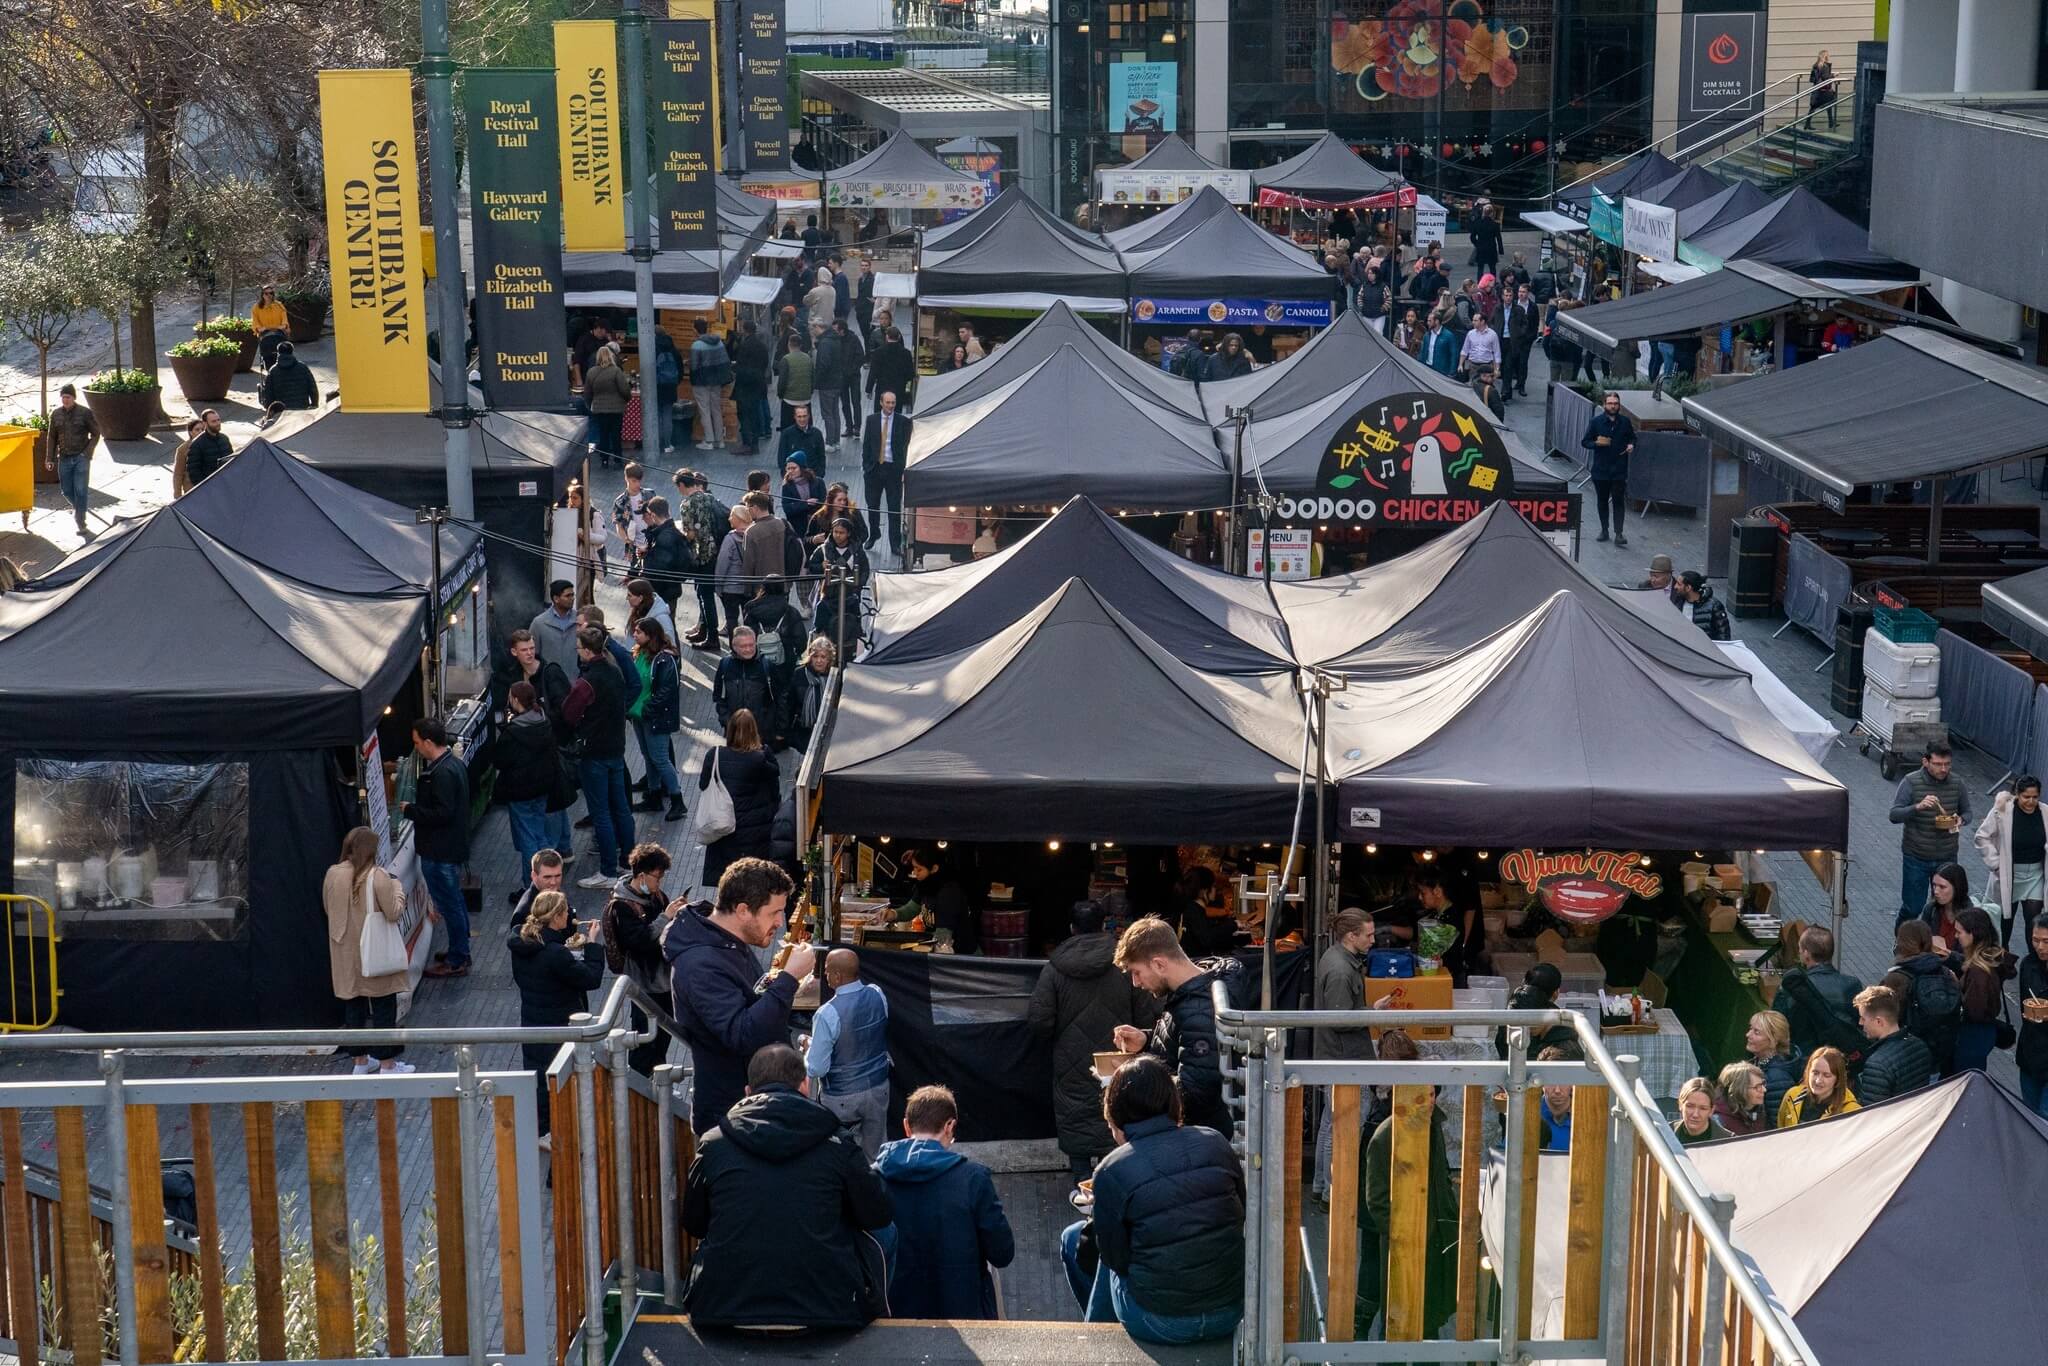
[196,314,260,372]
[81,227,176,427]
[167,334,241,404]
[0,217,89,481]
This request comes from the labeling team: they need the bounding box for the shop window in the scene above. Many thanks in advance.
[14,760,251,942]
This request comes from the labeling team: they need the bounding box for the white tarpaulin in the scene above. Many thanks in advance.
[1715,640,1839,761]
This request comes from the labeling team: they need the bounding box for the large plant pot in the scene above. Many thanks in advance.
[169,352,237,405]
[84,385,159,441]
[199,324,260,373]
[284,296,328,344]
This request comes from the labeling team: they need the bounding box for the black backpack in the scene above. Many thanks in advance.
[1781,972,1867,1070]
[1901,967,1963,1063]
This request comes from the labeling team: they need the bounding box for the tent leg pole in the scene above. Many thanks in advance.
[1830,851,1849,967]
[1928,476,1946,565]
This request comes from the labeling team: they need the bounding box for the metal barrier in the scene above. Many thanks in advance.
[0,978,694,1366]
[2,894,59,1031]
[1214,991,1819,1366]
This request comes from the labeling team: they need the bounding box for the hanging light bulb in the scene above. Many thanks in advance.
[1639,855,1653,867]
[877,835,891,844]
[1475,850,1489,860]
[1419,849,1436,862]
[935,840,947,849]
[1364,843,1378,855]
[1047,840,1062,852]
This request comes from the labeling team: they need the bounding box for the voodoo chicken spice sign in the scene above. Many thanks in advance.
[1309,391,1514,527]
[1499,849,1664,926]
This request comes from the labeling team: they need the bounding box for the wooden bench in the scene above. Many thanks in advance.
[621,1314,1236,1365]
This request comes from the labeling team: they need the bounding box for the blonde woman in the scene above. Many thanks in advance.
[1744,1009,1802,1117]
[1777,1046,1860,1127]
[321,826,414,1075]
[584,344,634,467]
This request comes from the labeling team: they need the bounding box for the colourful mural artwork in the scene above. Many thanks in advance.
[1332,0,1532,103]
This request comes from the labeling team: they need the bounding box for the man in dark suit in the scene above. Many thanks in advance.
[861,390,912,558]
[1501,283,1541,400]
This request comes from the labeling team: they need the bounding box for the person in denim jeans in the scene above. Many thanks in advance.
[1061,1056,1243,1346]
[495,682,567,891]
[44,384,100,538]
[402,718,474,978]
[627,617,687,822]
[560,626,635,889]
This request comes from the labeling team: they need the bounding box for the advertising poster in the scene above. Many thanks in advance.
[1130,298,1334,327]
[316,69,429,412]
[465,69,569,411]
[1276,390,1520,529]
[652,19,719,251]
[741,0,789,172]
[553,21,624,252]
[1330,0,1552,115]
[1107,61,1178,134]
[1621,197,1678,262]
[1679,12,1767,128]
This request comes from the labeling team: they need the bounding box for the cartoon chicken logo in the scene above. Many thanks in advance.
[1325,394,1502,499]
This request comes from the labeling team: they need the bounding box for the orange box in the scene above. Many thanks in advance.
[1366,970,1454,1041]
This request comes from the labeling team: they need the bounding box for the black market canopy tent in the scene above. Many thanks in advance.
[1107,183,1247,252]
[1684,1074,2048,1364]
[901,343,1227,508]
[564,177,773,307]
[1321,587,1847,849]
[921,183,1108,257]
[1682,186,1916,284]
[1675,177,1770,239]
[817,578,1313,842]
[1630,163,1731,213]
[864,496,1294,672]
[1098,134,1252,204]
[910,299,1205,420]
[1120,198,1334,301]
[1557,260,1845,361]
[1554,150,1682,218]
[824,129,990,211]
[1983,564,2048,662]
[915,186,1127,313]
[1680,327,2048,511]
[1252,132,1409,208]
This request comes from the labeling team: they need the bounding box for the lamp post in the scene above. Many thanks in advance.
[622,0,660,456]
[420,0,475,520]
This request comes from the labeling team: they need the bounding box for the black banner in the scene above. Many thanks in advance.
[652,19,718,251]
[465,69,569,410]
[1679,11,1767,129]
[740,0,788,173]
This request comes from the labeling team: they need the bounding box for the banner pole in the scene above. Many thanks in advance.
[623,0,661,456]
[421,0,476,521]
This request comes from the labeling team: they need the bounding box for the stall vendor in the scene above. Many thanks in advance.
[1171,865,1235,957]
[1414,870,1485,986]
[890,846,976,953]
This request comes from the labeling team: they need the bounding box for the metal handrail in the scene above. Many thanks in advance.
[0,894,58,1031]
[1552,69,1813,199]
[1698,79,1855,179]
[1213,991,1820,1365]
[1688,77,1851,164]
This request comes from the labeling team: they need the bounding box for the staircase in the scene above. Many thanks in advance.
[1707,114,1859,196]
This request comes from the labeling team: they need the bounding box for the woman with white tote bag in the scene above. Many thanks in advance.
[323,826,417,1075]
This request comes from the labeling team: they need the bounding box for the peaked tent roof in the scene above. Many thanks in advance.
[901,345,1227,508]
[1323,588,1847,849]
[910,300,1205,420]
[1684,186,1916,281]
[1676,178,1771,239]
[1555,150,1683,214]
[1251,132,1404,203]
[1120,200,1332,299]
[1120,133,1227,174]
[864,497,1293,671]
[1632,163,1731,212]
[0,509,425,750]
[827,129,987,193]
[1107,183,1245,251]
[818,579,1311,842]
[916,187,1127,306]
[1557,260,1843,360]
[921,183,1110,256]
[1686,1074,2048,1365]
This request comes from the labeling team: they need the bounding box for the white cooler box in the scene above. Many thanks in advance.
[1862,628,1940,699]
[1862,678,1941,741]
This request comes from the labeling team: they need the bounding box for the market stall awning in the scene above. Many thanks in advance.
[1983,565,2048,663]
[1098,134,1253,204]
[902,343,1228,509]
[865,497,1293,672]
[1324,589,1848,849]
[824,129,989,210]
[1121,198,1334,302]
[1683,186,1917,282]
[1558,260,1844,360]
[1680,328,2048,509]
[1519,210,1586,235]
[1107,183,1244,252]
[819,579,1315,842]
[1252,132,1409,208]
[911,299,1205,421]
[916,187,1126,309]
[921,183,1109,257]
[563,177,770,306]
[1632,163,1731,212]
[1554,151,1682,218]
[1676,179,1770,240]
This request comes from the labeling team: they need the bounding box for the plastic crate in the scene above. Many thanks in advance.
[1873,602,1939,644]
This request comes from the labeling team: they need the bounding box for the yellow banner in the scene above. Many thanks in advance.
[554,21,625,252]
[317,69,429,412]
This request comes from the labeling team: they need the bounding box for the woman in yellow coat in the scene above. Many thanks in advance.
[1776,1045,1860,1127]
[322,826,414,1075]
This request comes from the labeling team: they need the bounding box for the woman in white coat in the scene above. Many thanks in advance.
[323,825,416,1074]
[1973,775,2045,953]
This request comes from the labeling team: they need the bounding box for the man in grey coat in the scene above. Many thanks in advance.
[1312,909,1385,1202]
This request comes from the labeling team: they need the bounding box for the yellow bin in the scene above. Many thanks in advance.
[0,425,37,522]
[420,226,437,281]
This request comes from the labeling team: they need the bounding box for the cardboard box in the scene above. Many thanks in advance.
[1367,970,1454,1041]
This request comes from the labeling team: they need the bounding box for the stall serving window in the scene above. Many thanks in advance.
[438,542,491,704]
[14,759,250,940]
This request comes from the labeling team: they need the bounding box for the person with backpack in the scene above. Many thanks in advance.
[603,843,678,1076]
[1853,985,1935,1104]
[650,331,683,454]
[1776,925,1866,1061]
[742,575,806,722]
[688,319,733,452]
[1106,917,1242,1135]
[1884,919,1963,1076]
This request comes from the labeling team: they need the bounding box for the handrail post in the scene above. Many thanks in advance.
[1257,1026,1289,1365]
[654,1063,683,1307]
[609,1028,640,1313]
[1697,1191,1737,1366]
[1238,1031,1267,1361]
[101,1049,140,1366]
[1602,1054,1642,1366]
[1498,1025,1530,1366]
[454,1045,489,1366]
[574,1041,607,1366]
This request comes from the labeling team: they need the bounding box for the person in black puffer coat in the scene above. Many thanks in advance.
[2017,912,2048,1118]
[697,708,782,891]
[1060,1055,1243,1344]
[605,843,681,1076]
[712,630,775,732]
[1028,902,1162,1173]
[682,1044,893,1329]
[1106,918,1239,1136]
[509,890,605,1137]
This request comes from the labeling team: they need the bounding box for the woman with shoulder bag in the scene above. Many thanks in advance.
[696,708,782,893]
[509,890,606,1141]
[323,826,415,1075]
[497,681,574,890]
[1952,906,2016,1075]
[1973,776,2045,954]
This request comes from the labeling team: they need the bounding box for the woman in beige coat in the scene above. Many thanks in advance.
[323,826,415,1074]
